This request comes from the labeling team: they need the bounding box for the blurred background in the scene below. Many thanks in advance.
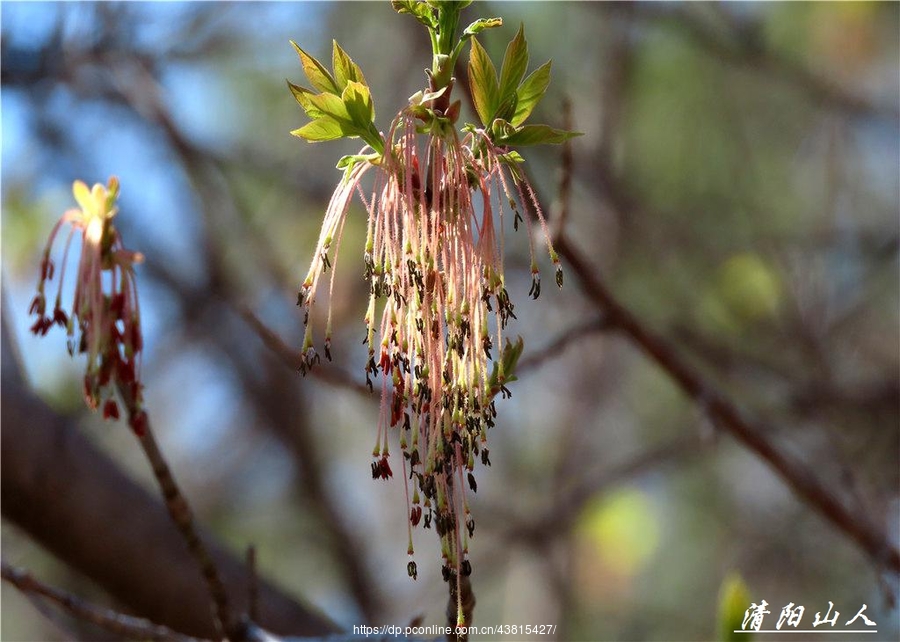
[2,2,898,640]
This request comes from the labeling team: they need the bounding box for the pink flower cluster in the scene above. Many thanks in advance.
[298,102,559,587]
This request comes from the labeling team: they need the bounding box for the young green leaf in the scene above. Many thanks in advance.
[342,81,375,128]
[290,41,340,95]
[468,38,499,127]
[511,60,551,126]
[497,124,581,146]
[499,24,528,107]
[332,40,367,91]
[287,81,325,118]
[307,92,352,124]
[292,118,345,142]
[391,0,435,28]
[463,17,503,37]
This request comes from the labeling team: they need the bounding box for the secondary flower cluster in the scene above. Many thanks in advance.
[29,177,145,426]
[297,103,558,587]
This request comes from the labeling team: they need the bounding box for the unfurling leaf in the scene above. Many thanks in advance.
[499,24,528,107]
[290,41,340,95]
[342,81,375,127]
[332,40,367,90]
[463,17,503,37]
[391,0,435,28]
[511,60,551,126]
[287,81,324,118]
[468,38,499,126]
[308,92,352,124]
[291,118,344,142]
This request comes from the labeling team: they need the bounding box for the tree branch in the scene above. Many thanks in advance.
[553,231,900,574]
[2,562,207,642]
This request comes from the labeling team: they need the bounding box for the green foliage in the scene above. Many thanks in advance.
[494,123,580,147]
[468,24,580,147]
[288,40,383,154]
[468,37,500,126]
[290,1,578,170]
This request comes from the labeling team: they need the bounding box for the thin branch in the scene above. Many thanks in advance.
[517,316,611,374]
[553,231,900,575]
[238,305,371,399]
[1,562,208,642]
[115,380,236,639]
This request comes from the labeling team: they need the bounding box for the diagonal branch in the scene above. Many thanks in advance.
[2,562,207,642]
[553,231,900,575]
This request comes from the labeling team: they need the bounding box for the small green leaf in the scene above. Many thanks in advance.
[511,60,551,126]
[391,0,435,27]
[336,152,380,170]
[342,81,374,127]
[498,124,582,146]
[468,38,499,127]
[332,40,366,91]
[290,41,339,95]
[408,85,447,107]
[292,118,344,142]
[308,92,352,124]
[463,17,503,37]
[498,150,525,164]
[287,81,325,118]
[499,24,528,107]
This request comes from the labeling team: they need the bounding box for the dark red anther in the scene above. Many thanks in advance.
[102,399,120,420]
[379,455,393,479]
[52,306,68,327]
[410,505,422,526]
[29,317,51,336]
[29,295,44,316]
[380,349,392,374]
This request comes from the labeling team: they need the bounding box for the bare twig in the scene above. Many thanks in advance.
[116,381,236,638]
[1,562,208,642]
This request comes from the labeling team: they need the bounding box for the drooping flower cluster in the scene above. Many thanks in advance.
[29,177,144,424]
[297,102,559,583]
[290,2,577,625]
